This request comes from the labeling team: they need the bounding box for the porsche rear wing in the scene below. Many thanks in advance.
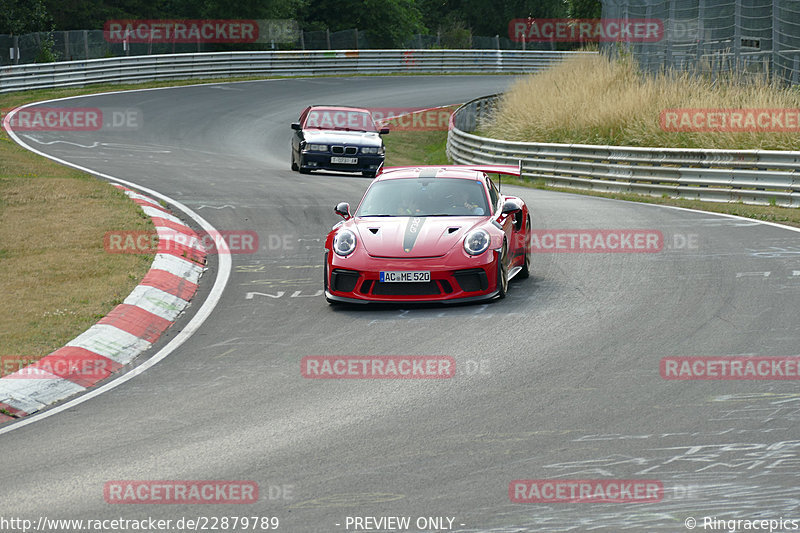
[379,162,522,178]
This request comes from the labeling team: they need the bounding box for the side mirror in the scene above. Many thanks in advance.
[379,127,390,135]
[501,200,522,215]
[334,202,351,220]
[291,122,301,130]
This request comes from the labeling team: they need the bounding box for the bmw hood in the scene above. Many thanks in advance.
[353,216,486,258]
[304,130,383,147]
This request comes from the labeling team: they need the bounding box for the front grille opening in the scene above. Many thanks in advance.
[331,269,360,293]
[360,279,374,294]
[439,280,453,294]
[331,145,344,155]
[372,281,441,296]
[453,269,488,292]
[344,146,357,155]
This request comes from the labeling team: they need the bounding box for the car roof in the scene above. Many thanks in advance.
[375,166,486,182]
[308,105,372,114]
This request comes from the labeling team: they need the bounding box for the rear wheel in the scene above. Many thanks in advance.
[518,215,531,279]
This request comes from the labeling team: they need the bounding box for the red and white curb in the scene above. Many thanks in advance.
[0,185,206,424]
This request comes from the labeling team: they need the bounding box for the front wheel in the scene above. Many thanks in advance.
[496,244,508,300]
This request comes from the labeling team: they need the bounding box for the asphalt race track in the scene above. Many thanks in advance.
[2,75,800,532]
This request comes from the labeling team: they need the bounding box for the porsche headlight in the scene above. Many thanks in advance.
[361,146,381,154]
[463,229,490,256]
[307,144,328,152]
[333,229,357,256]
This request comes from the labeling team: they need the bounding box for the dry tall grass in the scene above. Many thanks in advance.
[484,53,800,150]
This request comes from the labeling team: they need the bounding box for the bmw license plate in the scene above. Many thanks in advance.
[380,271,431,283]
[331,156,358,164]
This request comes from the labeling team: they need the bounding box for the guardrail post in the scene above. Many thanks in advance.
[354,29,358,50]
[64,31,69,61]
[83,30,89,60]
[696,0,705,64]
[12,35,19,65]
[734,1,741,72]
[326,28,331,50]
[772,0,779,83]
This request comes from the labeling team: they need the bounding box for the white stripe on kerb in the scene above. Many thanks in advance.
[123,285,189,322]
[66,324,153,364]
[151,253,205,283]
[0,378,85,415]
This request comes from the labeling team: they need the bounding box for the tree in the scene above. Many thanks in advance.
[420,0,566,39]
[0,0,52,34]
[301,0,424,48]
[566,0,602,19]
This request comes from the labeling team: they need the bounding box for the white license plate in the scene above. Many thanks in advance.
[380,271,431,283]
[331,156,358,164]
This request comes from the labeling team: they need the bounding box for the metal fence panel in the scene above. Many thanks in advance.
[602,0,800,84]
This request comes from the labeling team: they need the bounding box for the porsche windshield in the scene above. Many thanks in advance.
[357,178,490,217]
[304,108,377,132]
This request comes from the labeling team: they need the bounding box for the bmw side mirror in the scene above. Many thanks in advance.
[334,202,351,220]
[501,200,522,215]
[379,127,390,135]
[291,122,301,130]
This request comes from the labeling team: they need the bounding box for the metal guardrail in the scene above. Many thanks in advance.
[0,49,594,94]
[447,95,800,207]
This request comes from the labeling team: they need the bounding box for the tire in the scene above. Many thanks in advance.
[496,243,508,300]
[323,258,338,305]
[291,154,298,171]
[518,216,531,279]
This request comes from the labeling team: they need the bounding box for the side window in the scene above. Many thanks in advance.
[487,177,500,213]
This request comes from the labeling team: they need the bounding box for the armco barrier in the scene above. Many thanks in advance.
[0,49,595,93]
[447,94,800,207]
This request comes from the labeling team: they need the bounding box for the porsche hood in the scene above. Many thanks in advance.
[352,216,485,258]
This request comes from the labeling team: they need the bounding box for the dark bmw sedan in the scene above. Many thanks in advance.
[291,105,389,178]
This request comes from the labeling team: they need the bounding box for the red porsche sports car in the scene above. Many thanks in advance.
[324,164,531,304]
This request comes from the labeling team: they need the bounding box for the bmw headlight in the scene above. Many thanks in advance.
[333,229,357,256]
[361,146,380,154]
[307,144,328,152]
[463,229,490,256]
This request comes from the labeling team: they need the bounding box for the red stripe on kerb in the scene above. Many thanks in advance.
[133,198,169,212]
[140,269,198,301]
[33,347,121,387]
[0,402,28,418]
[97,304,172,343]
[150,217,196,235]
[156,240,206,264]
